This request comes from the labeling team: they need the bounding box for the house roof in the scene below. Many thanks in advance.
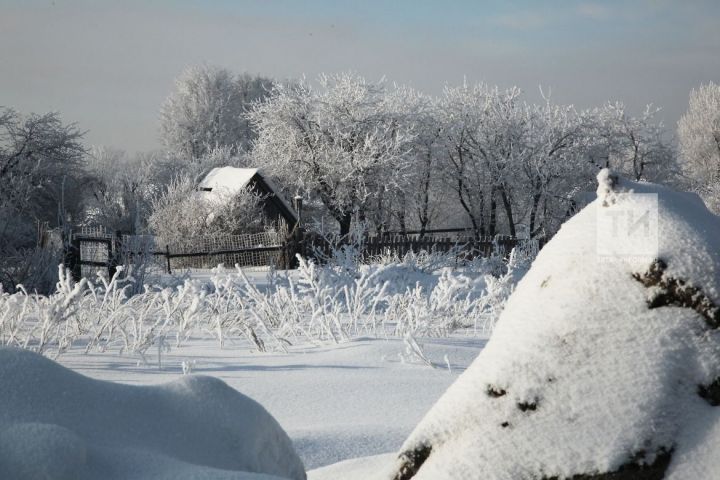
[198,166,298,222]
[199,167,258,194]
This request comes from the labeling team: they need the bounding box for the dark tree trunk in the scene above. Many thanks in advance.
[339,212,352,238]
[529,192,542,237]
[528,177,543,237]
[499,187,516,237]
[417,152,433,239]
[316,178,355,241]
[489,186,497,238]
[398,211,407,236]
[457,183,484,241]
[418,217,428,239]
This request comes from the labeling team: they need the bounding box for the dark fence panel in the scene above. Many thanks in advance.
[65,227,541,281]
[298,229,534,266]
[65,230,293,281]
[359,234,520,262]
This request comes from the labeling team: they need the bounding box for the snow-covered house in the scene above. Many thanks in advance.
[198,166,298,231]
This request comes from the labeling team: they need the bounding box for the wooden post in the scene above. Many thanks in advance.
[62,229,70,271]
[109,230,122,280]
[288,229,301,269]
[280,241,289,270]
[63,231,77,281]
[293,195,303,228]
[69,236,81,282]
[288,197,303,270]
[165,245,172,275]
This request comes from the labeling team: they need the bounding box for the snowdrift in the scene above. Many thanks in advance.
[0,348,306,480]
[390,170,720,479]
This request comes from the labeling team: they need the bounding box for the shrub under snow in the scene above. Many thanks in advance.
[0,347,306,480]
[389,170,720,479]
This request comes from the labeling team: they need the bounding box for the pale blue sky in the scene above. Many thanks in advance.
[1,0,718,151]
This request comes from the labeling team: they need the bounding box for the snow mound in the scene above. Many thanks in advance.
[0,348,306,480]
[389,170,720,479]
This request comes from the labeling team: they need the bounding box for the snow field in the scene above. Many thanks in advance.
[56,336,486,470]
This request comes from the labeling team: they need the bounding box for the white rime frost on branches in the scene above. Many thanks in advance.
[249,72,414,236]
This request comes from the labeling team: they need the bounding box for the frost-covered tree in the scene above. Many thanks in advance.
[585,102,674,182]
[434,84,602,239]
[357,85,448,235]
[386,87,454,236]
[0,108,86,244]
[249,73,413,237]
[84,147,156,233]
[678,82,720,212]
[0,107,86,292]
[518,98,590,237]
[160,65,274,160]
[246,73,677,240]
[436,83,528,238]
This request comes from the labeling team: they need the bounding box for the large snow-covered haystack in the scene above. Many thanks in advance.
[390,170,720,479]
[0,348,306,480]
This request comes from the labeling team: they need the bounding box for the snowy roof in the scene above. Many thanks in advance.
[390,169,720,479]
[198,166,297,222]
[198,166,259,194]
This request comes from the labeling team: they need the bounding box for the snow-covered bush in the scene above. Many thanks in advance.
[0,245,62,295]
[390,170,720,479]
[0,347,306,479]
[0,242,532,365]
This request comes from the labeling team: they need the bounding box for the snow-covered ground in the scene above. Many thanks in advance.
[56,335,486,471]
[1,241,514,478]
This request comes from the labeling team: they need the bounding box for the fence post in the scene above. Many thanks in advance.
[62,230,71,278]
[285,224,303,270]
[66,235,81,282]
[165,245,172,275]
[280,241,289,270]
[109,230,122,280]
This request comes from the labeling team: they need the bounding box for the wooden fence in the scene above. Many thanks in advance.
[359,234,520,259]
[301,229,526,262]
[64,227,538,281]
[64,230,293,281]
